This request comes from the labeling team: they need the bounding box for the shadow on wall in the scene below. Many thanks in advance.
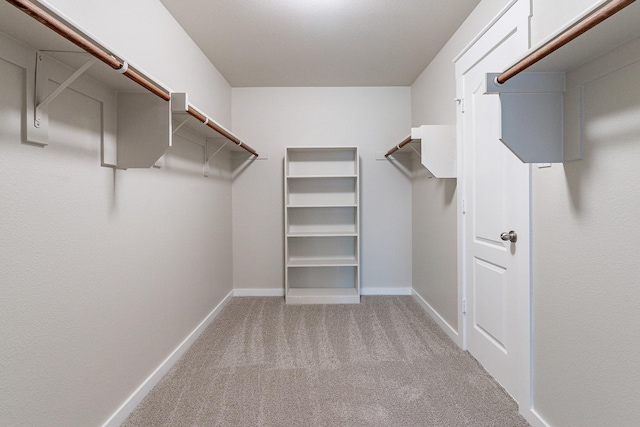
[413,161,457,207]
[444,178,456,206]
[231,152,258,181]
[386,152,414,179]
[564,63,640,214]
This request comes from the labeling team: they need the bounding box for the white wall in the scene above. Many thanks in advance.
[231,87,412,295]
[0,1,236,425]
[532,36,640,427]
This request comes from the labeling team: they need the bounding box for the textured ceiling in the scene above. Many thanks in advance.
[159,0,481,87]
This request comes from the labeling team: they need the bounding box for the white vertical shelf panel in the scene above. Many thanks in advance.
[484,0,640,163]
[485,72,571,163]
[116,92,171,169]
[284,147,360,304]
[411,125,457,178]
[0,2,260,171]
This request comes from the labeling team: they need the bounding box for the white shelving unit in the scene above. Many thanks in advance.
[0,0,258,170]
[382,126,456,178]
[411,125,456,178]
[484,0,640,163]
[284,147,360,304]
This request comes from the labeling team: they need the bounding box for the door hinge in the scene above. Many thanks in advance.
[462,199,466,215]
[454,98,464,113]
[462,298,467,315]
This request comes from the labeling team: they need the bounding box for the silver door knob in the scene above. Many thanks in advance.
[500,230,517,243]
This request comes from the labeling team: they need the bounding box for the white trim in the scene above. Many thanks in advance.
[102,290,234,427]
[35,0,171,94]
[411,290,461,347]
[361,287,413,296]
[233,288,414,297]
[524,407,551,427]
[234,288,285,297]
[452,0,521,63]
[521,0,610,67]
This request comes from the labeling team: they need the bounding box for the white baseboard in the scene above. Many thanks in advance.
[523,407,551,427]
[102,290,234,427]
[411,289,460,347]
[360,287,413,296]
[234,288,285,297]
[233,288,413,297]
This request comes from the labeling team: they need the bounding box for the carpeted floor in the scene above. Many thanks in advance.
[122,296,529,426]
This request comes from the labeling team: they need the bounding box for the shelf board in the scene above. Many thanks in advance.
[526,0,640,74]
[286,146,358,152]
[287,257,358,267]
[0,5,142,93]
[0,3,258,160]
[287,203,358,208]
[169,92,257,157]
[172,111,248,153]
[286,175,358,179]
[287,231,358,237]
[483,1,640,164]
[411,125,457,178]
[287,205,357,209]
[286,287,360,305]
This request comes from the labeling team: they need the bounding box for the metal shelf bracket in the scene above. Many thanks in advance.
[204,139,229,177]
[32,52,97,145]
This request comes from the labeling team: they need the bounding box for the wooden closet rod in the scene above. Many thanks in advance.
[6,0,259,157]
[497,0,636,84]
[187,106,259,157]
[385,135,413,157]
[5,0,170,100]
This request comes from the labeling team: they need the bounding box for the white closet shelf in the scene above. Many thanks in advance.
[383,126,456,178]
[287,205,357,236]
[503,0,640,79]
[287,258,358,267]
[287,204,358,208]
[384,135,414,158]
[170,92,258,157]
[284,146,360,304]
[484,0,640,163]
[286,288,360,305]
[1,0,259,169]
[286,175,358,179]
[411,125,456,178]
[287,231,358,237]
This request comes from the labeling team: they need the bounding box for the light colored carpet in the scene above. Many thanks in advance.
[122,296,529,426]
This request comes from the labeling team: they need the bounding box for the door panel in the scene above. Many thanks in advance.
[456,0,531,403]
[465,59,524,396]
[473,85,508,243]
[474,258,507,350]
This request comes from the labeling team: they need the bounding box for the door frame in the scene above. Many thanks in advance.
[453,0,539,423]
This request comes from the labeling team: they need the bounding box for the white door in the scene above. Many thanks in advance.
[455,0,531,404]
